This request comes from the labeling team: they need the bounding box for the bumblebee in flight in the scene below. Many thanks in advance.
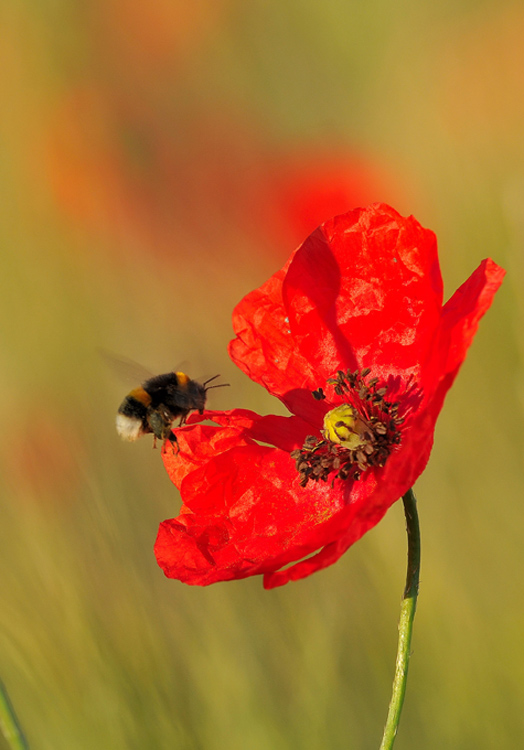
[116,371,226,444]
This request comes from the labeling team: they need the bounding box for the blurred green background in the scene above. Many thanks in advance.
[0,1,521,748]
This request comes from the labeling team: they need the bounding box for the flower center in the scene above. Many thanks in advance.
[291,368,404,486]
[322,403,369,449]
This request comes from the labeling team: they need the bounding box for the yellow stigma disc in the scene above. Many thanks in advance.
[322,404,367,450]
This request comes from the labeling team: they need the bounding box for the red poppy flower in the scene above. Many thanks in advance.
[155,203,504,589]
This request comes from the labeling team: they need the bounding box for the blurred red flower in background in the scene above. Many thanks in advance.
[251,151,408,251]
[44,86,184,254]
[155,203,504,588]
[43,80,407,265]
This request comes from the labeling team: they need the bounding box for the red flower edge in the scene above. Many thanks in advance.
[155,203,505,588]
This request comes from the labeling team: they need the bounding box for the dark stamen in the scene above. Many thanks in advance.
[297,368,404,486]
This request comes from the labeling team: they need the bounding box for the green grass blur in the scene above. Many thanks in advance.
[0,1,522,748]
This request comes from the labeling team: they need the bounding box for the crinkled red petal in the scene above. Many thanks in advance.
[229,203,443,410]
[161,421,253,489]
[283,204,443,384]
[163,409,317,487]
[155,442,363,585]
[425,257,505,420]
[228,264,327,425]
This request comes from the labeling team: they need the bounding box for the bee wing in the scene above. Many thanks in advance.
[98,348,156,386]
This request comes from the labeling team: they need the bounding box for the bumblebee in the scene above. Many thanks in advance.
[116,371,225,444]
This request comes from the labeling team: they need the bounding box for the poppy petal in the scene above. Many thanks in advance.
[282,204,443,382]
[228,266,326,424]
[426,257,505,418]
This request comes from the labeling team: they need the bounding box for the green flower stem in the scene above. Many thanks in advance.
[0,679,29,750]
[379,487,421,750]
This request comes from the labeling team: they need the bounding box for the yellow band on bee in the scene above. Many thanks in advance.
[128,386,152,406]
[175,372,190,386]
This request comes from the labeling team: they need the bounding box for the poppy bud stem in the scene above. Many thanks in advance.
[0,679,29,750]
[379,487,420,750]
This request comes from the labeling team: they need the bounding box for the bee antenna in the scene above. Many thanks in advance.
[203,374,230,392]
[203,374,222,387]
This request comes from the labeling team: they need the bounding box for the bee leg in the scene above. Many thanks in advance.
[167,431,179,454]
[152,436,158,449]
